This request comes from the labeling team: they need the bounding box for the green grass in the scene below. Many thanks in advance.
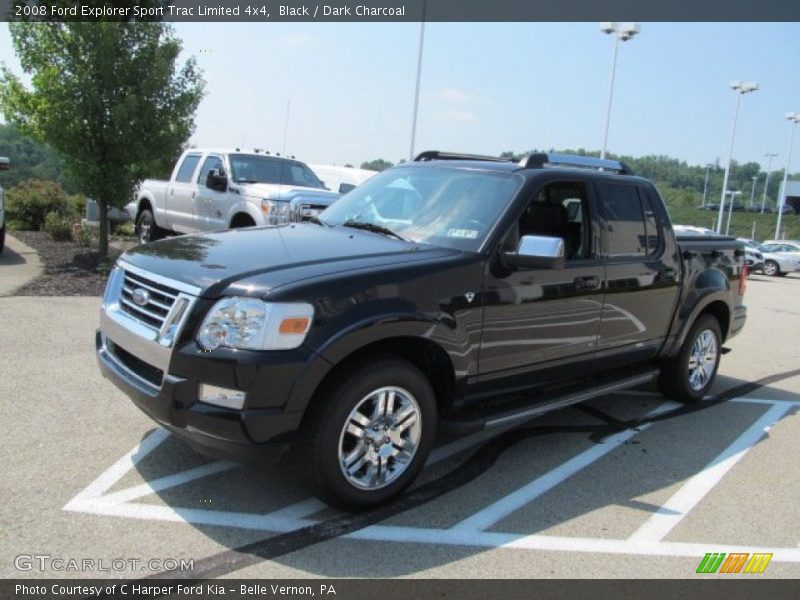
[665,205,800,242]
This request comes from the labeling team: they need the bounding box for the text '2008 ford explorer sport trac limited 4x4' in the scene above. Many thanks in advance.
[97,152,747,509]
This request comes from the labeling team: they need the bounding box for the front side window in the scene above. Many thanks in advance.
[197,155,224,184]
[518,181,591,260]
[320,166,522,251]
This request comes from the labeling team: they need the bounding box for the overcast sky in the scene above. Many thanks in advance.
[1,22,799,170]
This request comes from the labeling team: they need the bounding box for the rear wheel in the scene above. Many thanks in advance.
[296,357,437,509]
[136,209,165,244]
[658,314,722,403]
[763,260,780,277]
[0,223,5,253]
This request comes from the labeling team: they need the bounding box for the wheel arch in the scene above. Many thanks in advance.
[289,334,457,420]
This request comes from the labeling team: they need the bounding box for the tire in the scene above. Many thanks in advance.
[136,209,165,244]
[762,260,780,277]
[0,224,5,254]
[658,314,722,404]
[295,357,438,510]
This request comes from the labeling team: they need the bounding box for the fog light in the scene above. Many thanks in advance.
[199,384,246,410]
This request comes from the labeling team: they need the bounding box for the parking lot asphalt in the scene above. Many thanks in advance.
[0,234,42,296]
[1,271,798,580]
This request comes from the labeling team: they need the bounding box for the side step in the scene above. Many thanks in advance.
[441,368,660,435]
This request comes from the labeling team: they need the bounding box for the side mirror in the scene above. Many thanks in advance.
[503,235,565,269]
[0,157,10,171]
[206,168,227,192]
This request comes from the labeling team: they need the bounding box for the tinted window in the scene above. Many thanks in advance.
[600,183,647,257]
[197,155,224,184]
[641,189,661,253]
[175,155,201,183]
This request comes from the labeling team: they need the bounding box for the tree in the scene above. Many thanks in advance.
[360,158,394,172]
[0,14,204,258]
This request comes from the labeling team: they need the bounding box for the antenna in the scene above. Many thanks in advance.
[282,100,291,156]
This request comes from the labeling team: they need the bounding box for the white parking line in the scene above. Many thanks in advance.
[450,402,680,532]
[62,395,800,564]
[628,402,792,542]
[347,525,800,562]
[99,461,235,505]
[63,428,170,511]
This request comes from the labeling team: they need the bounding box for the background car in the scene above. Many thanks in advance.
[763,240,800,252]
[757,242,800,277]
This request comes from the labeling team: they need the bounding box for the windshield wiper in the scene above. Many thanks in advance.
[341,220,408,241]
[307,216,330,227]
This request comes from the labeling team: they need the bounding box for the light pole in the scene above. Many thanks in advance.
[599,22,640,160]
[775,112,800,239]
[716,81,758,234]
[725,190,741,236]
[761,152,778,213]
[750,175,758,209]
[702,164,713,207]
[408,0,427,161]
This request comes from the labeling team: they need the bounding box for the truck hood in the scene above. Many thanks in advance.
[233,183,340,205]
[120,224,458,296]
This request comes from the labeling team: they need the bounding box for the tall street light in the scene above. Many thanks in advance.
[749,175,758,209]
[702,163,713,207]
[725,190,741,236]
[408,0,427,161]
[761,152,778,213]
[775,112,800,239]
[599,22,640,160]
[716,81,758,233]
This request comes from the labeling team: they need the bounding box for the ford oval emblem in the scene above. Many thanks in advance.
[132,288,150,307]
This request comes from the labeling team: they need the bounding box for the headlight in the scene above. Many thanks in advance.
[260,199,291,225]
[196,297,314,351]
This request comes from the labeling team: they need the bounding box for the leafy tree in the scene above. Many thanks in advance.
[0,13,204,258]
[360,158,394,172]
[0,124,72,192]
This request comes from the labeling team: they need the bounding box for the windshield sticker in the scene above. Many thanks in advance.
[447,228,479,239]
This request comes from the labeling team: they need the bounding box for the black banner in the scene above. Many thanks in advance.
[1,0,799,22]
[3,580,800,600]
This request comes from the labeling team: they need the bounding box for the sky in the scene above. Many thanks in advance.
[1,21,799,171]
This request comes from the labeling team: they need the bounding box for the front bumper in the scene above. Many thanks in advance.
[97,331,308,462]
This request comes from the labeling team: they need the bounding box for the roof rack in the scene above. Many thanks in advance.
[520,152,634,175]
[414,150,511,163]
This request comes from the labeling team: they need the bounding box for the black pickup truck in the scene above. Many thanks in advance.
[97,152,747,508]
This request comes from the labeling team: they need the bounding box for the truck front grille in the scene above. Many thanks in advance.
[120,270,180,331]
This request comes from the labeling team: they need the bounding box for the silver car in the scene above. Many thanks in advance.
[758,243,800,277]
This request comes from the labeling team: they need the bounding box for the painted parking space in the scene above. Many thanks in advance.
[61,389,800,576]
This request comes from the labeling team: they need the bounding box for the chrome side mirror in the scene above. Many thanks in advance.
[503,235,565,269]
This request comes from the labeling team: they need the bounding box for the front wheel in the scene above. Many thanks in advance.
[658,314,722,403]
[762,260,780,277]
[136,209,165,244]
[296,357,437,509]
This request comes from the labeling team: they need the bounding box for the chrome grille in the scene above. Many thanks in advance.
[120,270,180,330]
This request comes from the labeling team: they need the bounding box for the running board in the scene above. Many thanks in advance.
[441,368,660,435]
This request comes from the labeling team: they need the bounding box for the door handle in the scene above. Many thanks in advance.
[574,276,600,290]
[660,267,677,279]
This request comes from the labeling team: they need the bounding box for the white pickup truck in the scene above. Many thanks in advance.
[132,149,341,244]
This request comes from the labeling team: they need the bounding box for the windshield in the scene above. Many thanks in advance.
[229,154,324,188]
[318,166,522,251]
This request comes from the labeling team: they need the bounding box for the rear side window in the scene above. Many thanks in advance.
[599,183,659,257]
[175,155,201,183]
